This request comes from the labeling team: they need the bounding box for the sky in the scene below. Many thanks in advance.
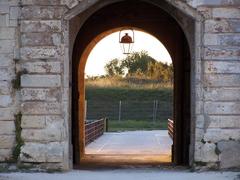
[85,30,172,77]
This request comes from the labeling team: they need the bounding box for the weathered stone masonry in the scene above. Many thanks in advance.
[0,0,239,170]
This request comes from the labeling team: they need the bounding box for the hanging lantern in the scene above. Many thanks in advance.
[119,28,135,55]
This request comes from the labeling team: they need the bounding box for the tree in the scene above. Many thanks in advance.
[104,51,173,83]
[121,51,156,76]
[104,58,124,76]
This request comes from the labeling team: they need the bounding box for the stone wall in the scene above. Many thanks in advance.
[195,3,240,169]
[0,0,239,170]
[0,0,19,163]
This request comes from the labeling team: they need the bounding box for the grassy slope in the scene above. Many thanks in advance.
[85,78,173,131]
[86,86,172,101]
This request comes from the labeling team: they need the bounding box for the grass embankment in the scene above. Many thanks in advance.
[108,120,168,132]
[85,77,173,131]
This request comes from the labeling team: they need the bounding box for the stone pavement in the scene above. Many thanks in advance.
[0,169,239,180]
[85,130,172,155]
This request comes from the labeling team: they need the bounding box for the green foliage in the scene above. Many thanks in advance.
[12,112,24,162]
[104,58,124,76]
[122,51,156,75]
[104,51,173,83]
[86,81,173,101]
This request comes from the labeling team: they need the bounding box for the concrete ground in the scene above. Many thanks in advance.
[0,169,239,180]
[85,130,172,155]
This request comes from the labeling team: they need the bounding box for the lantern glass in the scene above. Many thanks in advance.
[120,42,133,55]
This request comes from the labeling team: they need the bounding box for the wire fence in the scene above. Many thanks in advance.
[86,100,173,122]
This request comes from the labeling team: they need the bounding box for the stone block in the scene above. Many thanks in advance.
[0,54,14,67]
[21,61,61,74]
[21,102,61,115]
[194,142,218,162]
[9,6,19,20]
[0,40,15,53]
[197,6,212,19]
[9,19,17,27]
[0,149,12,161]
[0,0,18,6]
[196,115,204,129]
[0,14,8,27]
[20,143,47,162]
[195,128,204,141]
[21,0,62,5]
[0,135,15,148]
[207,115,240,128]
[0,5,10,14]
[204,74,240,87]
[204,61,240,74]
[212,7,240,18]
[21,75,61,87]
[204,102,240,115]
[0,108,14,121]
[204,47,240,60]
[21,115,46,129]
[21,126,62,143]
[20,142,63,163]
[195,101,203,114]
[217,141,240,169]
[20,46,63,60]
[0,121,15,135]
[61,0,79,8]
[46,142,64,162]
[204,129,240,142]
[0,68,14,81]
[21,117,63,142]
[21,32,62,46]
[205,19,240,33]
[21,88,61,102]
[20,20,62,32]
[0,27,15,39]
[229,19,240,33]
[204,34,240,46]
[194,0,240,6]
[0,81,12,95]
[21,6,67,20]
[204,87,240,101]
[0,95,12,107]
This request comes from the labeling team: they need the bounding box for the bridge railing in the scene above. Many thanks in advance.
[168,119,174,139]
[85,118,108,145]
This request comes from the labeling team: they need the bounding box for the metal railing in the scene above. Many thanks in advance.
[85,118,107,145]
[86,100,173,122]
[168,119,174,139]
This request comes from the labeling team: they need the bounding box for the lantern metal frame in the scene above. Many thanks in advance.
[119,28,135,55]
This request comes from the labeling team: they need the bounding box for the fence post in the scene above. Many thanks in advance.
[118,100,122,122]
[104,118,108,132]
[152,100,155,122]
[155,100,158,123]
[85,100,87,121]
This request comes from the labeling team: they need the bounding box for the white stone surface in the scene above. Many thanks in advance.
[0,121,15,135]
[20,142,64,163]
[21,75,61,88]
[86,130,172,155]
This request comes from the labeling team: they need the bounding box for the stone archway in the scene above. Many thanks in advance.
[67,0,201,167]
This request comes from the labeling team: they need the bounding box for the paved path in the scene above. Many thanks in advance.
[85,130,172,155]
[0,169,239,180]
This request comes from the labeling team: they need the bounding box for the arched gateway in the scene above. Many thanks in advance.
[71,1,194,166]
[0,0,239,171]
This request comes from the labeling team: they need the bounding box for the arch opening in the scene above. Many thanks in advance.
[71,0,193,167]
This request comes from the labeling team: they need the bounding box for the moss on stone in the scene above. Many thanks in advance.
[12,112,24,162]
[11,69,28,90]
